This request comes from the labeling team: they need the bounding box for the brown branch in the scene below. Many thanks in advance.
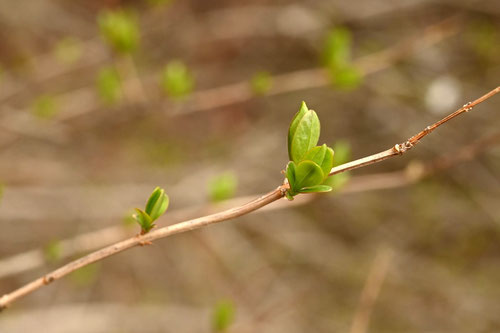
[0,86,499,311]
[2,130,499,280]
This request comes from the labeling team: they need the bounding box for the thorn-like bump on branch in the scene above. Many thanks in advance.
[463,102,473,112]
[43,275,54,285]
[394,141,414,155]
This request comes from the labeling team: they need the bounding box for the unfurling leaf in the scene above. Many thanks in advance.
[287,102,320,162]
[145,187,169,221]
[133,187,169,234]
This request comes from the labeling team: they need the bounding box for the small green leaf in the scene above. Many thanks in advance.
[289,108,320,162]
[98,9,139,54]
[145,187,169,221]
[288,101,308,160]
[208,172,238,202]
[294,160,324,191]
[134,208,154,232]
[32,95,59,119]
[299,185,333,193]
[96,66,122,104]
[212,300,235,332]
[250,71,272,95]
[161,60,194,99]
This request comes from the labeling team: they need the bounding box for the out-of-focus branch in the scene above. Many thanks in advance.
[350,248,394,333]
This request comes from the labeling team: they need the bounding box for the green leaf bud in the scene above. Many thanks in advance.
[145,187,169,222]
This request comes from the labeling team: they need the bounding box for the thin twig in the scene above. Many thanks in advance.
[0,87,498,311]
[2,130,499,280]
[329,86,500,176]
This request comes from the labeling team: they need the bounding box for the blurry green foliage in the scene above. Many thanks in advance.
[97,66,122,105]
[69,263,100,287]
[208,172,238,202]
[465,20,500,59]
[161,60,194,99]
[148,0,172,7]
[322,27,362,90]
[324,140,351,192]
[332,66,362,89]
[44,240,62,263]
[250,71,272,95]
[98,9,139,54]
[212,300,235,332]
[54,37,82,64]
[33,95,59,119]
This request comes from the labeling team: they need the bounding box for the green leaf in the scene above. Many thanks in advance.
[96,66,122,104]
[145,187,169,221]
[288,108,320,162]
[288,101,308,160]
[294,160,324,191]
[299,185,333,193]
[208,172,238,202]
[161,60,194,99]
[250,71,272,95]
[98,9,139,54]
[134,208,154,232]
[303,144,334,178]
[212,300,235,332]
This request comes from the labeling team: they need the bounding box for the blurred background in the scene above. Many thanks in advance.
[0,0,500,332]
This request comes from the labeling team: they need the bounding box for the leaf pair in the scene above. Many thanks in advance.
[134,187,169,234]
[285,102,335,199]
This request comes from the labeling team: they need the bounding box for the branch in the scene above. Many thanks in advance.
[329,86,500,176]
[0,86,498,311]
[2,130,500,280]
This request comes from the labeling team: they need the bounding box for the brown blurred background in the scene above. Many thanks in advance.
[1,0,500,332]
